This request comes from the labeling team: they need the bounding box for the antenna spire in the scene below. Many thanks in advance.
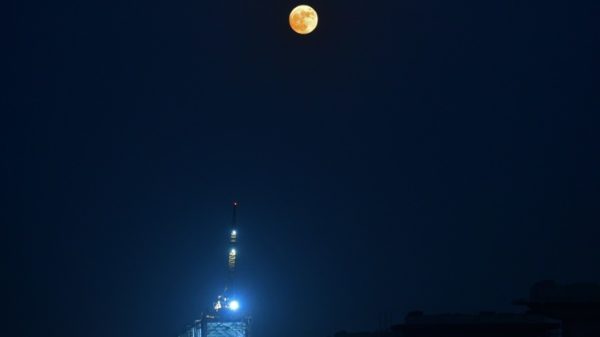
[232,201,238,229]
[227,201,238,289]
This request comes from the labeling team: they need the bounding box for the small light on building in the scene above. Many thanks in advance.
[229,300,240,311]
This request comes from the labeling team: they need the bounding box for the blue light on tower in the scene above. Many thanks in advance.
[229,300,240,311]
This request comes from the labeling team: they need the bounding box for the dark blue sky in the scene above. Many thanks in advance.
[4,0,600,337]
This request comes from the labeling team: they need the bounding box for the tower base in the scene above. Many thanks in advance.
[179,314,251,337]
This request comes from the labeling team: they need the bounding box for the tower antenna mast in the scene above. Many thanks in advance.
[213,201,241,313]
[228,201,239,292]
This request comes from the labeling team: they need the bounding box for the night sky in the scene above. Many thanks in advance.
[4,0,600,337]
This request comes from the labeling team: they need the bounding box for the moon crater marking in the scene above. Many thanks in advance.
[289,5,318,35]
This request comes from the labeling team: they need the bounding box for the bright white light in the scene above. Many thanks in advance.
[230,248,237,255]
[229,300,240,311]
[232,230,237,235]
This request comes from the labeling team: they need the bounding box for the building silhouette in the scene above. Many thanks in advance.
[392,311,560,337]
[334,281,600,337]
[515,281,600,337]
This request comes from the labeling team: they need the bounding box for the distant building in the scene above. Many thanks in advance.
[516,281,600,337]
[333,311,560,337]
[332,281,600,337]
[392,311,560,337]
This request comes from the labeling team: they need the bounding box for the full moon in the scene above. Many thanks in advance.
[289,5,318,35]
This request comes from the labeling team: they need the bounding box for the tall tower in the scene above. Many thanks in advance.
[178,202,250,337]
[213,201,242,313]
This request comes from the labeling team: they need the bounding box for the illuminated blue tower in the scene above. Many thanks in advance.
[213,201,240,312]
[178,202,250,337]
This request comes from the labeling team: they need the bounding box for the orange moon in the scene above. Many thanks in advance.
[289,5,318,35]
